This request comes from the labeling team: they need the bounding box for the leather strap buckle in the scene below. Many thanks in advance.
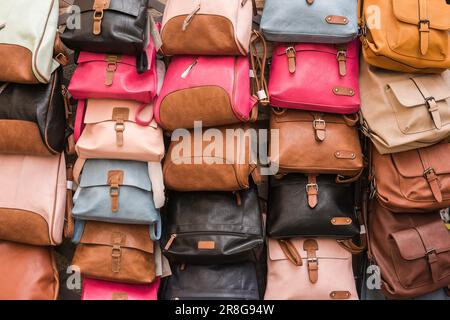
[108,170,124,212]
[418,19,430,31]
[305,183,318,193]
[111,244,122,258]
[425,96,437,109]
[426,248,437,263]
[111,232,125,273]
[92,0,110,35]
[112,108,129,146]
[285,46,296,74]
[104,55,119,86]
[423,167,436,178]
[313,118,326,142]
[303,239,319,284]
[336,49,347,76]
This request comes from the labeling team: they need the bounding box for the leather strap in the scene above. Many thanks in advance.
[414,225,440,282]
[285,45,296,74]
[111,232,125,273]
[342,113,359,127]
[108,170,124,212]
[306,174,318,208]
[92,0,110,35]
[312,113,326,142]
[112,107,129,147]
[336,44,347,77]
[53,34,69,66]
[135,104,154,126]
[410,77,442,129]
[336,168,364,184]
[105,55,120,86]
[306,0,314,4]
[249,31,269,106]
[0,83,8,95]
[278,240,302,266]
[418,148,443,202]
[337,237,367,254]
[64,163,74,239]
[418,0,430,55]
[303,239,319,283]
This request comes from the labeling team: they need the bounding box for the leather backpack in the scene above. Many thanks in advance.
[82,277,160,300]
[359,0,450,73]
[72,220,156,284]
[268,174,360,239]
[61,0,149,56]
[270,109,364,183]
[367,200,450,299]
[371,142,450,213]
[162,188,264,265]
[160,263,260,300]
[0,72,66,156]
[0,241,59,300]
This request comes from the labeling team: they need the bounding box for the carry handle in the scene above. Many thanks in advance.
[135,103,154,126]
[249,31,269,106]
[64,163,75,239]
[278,239,303,266]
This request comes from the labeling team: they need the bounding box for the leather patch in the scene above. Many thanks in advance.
[330,291,351,299]
[0,44,39,83]
[325,15,349,25]
[108,170,124,185]
[335,150,356,159]
[112,108,129,121]
[197,241,215,250]
[332,86,355,96]
[331,217,353,226]
[112,292,128,300]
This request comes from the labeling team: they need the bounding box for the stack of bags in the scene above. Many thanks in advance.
[0,0,69,300]
[260,0,365,300]
[59,0,168,300]
[358,0,450,299]
[154,0,267,300]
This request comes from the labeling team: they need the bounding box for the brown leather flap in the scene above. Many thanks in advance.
[391,143,450,178]
[268,238,349,261]
[390,220,450,261]
[79,221,154,254]
[273,44,357,59]
[392,0,450,30]
[387,76,450,108]
[77,0,141,17]
[272,110,353,126]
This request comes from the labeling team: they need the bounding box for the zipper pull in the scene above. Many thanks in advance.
[181,58,198,79]
[164,233,177,251]
[285,46,296,74]
[336,47,347,77]
[182,4,201,31]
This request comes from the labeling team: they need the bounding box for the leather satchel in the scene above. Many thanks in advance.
[162,188,264,264]
[0,241,59,300]
[0,154,66,246]
[163,123,261,191]
[265,238,358,300]
[360,0,450,73]
[160,263,260,300]
[72,220,156,284]
[261,0,358,43]
[368,201,450,299]
[359,60,450,154]
[269,41,360,114]
[60,0,149,55]
[0,72,66,156]
[270,109,364,182]
[82,277,160,300]
[160,0,254,56]
[73,159,162,240]
[268,174,359,239]
[372,142,450,213]
[0,0,66,83]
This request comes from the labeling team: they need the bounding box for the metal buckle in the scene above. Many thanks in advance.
[336,50,346,59]
[307,257,318,264]
[313,119,326,129]
[423,167,435,178]
[305,183,319,193]
[110,186,119,197]
[418,19,430,30]
[111,244,121,258]
[425,96,436,106]
[93,9,104,21]
[285,46,296,55]
[114,122,125,132]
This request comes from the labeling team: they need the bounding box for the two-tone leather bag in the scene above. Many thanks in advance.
[160,263,260,300]
[268,174,359,239]
[265,238,358,300]
[73,159,162,240]
[359,60,450,154]
[0,0,65,83]
[60,0,149,55]
[269,41,360,114]
[360,0,450,73]
[368,201,450,299]
[82,277,160,300]
[163,123,261,191]
[269,109,364,182]
[0,72,66,156]
[160,0,254,56]
[261,0,358,43]
[0,154,66,246]
[0,241,59,300]
[372,142,450,213]
[72,220,156,284]
[162,188,264,264]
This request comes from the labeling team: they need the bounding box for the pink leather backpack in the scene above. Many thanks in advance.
[269,40,360,114]
[82,277,160,300]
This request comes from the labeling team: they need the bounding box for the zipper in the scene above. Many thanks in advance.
[163,231,250,251]
[181,58,198,79]
[182,3,201,31]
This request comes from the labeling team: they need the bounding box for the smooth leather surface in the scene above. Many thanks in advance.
[73,159,161,240]
[61,0,149,55]
[155,56,256,130]
[0,0,60,83]
[0,241,59,300]
[161,0,252,56]
[372,142,450,212]
[261,0,358,43]
[360,0,450,73]
[368,201,450,299]
[265,238,358,300]
[359,60,450,154]
[269,109,364,177]
[269,41,360,113]
[68,43,156,103]
[160,263,260,300]
[268,174,359,239]
[82,277,160,300]
[0,154,66,246]
[0,71,65,155]
[162,187,264,264]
